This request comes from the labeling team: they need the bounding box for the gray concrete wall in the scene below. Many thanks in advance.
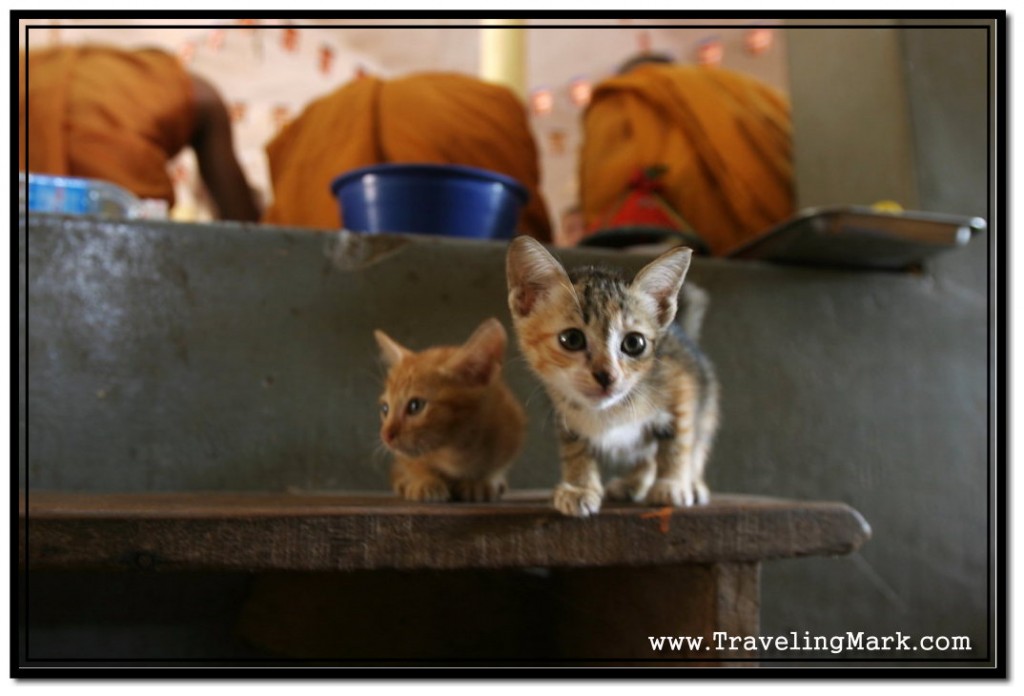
[786,22,991,223]
[21,212,989,661]
[775,22,993,660]
[899,25,990,222]
[785,24,920,211]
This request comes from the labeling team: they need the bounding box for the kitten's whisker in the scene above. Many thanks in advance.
[524,383,548,408]
[558,280,584,316]
[370,439,391,463]
[506,352,529,365]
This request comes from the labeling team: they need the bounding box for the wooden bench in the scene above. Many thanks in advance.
[20,490,870,665]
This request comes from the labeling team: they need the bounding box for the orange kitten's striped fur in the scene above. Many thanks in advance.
[506,237,719,518]
[374,318,526,502]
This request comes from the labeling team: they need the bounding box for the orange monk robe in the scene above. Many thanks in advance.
[19,46,195,205]
[264,72,552,242]
[579,65,794,256]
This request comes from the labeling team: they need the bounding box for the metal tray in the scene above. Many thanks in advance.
[728,206,986,270]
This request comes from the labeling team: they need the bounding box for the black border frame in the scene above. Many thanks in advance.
[11,8,1008,680]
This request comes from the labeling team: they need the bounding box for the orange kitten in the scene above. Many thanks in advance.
[374,318,526,502]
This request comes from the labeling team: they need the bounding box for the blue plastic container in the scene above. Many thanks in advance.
[330,163,528,239]
[22,173,140,218]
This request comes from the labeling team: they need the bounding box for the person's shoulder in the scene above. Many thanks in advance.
[615,51,675,75]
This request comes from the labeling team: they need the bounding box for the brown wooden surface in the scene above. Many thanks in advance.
[549,562,761,664]
[20,490,870,572]
[234,563,760,664]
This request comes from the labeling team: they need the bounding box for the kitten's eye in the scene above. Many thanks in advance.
[621,332,647,357]
[380,402,389,417]
[558,328,587,352]
[406,398,426,415]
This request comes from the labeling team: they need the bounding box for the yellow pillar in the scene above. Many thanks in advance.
[479,19,527,99]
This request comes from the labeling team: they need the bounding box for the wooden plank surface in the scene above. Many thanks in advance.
[20,490,871,572]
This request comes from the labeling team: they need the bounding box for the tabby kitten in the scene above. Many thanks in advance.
[374,318,526,502]
[506,237,719,518]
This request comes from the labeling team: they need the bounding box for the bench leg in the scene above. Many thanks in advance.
[549,562,761,665]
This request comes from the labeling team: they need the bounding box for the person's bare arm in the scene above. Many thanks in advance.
[189,74,261,222]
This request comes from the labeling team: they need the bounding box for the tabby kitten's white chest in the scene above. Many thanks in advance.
[506,238,719,518]
[590,419,657,466]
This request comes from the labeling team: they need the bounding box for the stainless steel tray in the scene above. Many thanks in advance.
[728,206,986,270]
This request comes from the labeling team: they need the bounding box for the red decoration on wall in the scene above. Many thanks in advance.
[568,77,592,108]
[229,102,248,124]
[547,130,567,155]
[530,88,554,116]
[636,30,652,53]
[745,27,774,55]
[272,104,292,131]
[319,45,335,75]
[696,37,723,66]
[282,27,299,53]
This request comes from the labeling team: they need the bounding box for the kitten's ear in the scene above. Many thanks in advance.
[374,329,411,367]
[449,318,507,385]
[506,236,572,319]
[632,246,693,330]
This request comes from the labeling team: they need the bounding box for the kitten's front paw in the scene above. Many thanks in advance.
[553,482,603,518]
[646,478,694,507]
[397,476,452,503]
[694,480,711,505]
[453,478,507,502]
[605,476,650,502]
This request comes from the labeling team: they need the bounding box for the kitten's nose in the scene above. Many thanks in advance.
[382,425,398,444]
[592,370,614,389]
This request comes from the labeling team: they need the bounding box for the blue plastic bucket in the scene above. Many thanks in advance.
[329,163,528,239]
